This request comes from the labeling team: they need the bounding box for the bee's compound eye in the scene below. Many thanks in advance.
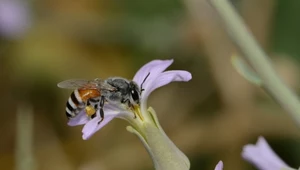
[131,89,140,102]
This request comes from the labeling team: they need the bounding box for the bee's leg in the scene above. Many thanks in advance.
[85,99,95,119]
[90,98,100,119]
[122,99,136,119]
[91,113,96,119]
[92,102,98,118]
[98,96,105,124]
[121,98,133,108]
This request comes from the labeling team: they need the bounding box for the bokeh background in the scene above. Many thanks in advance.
[1,0,300,169]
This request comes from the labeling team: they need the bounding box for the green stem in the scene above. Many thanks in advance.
[127,107,190,170]
[15,103,35,170]
[209,0,300,127]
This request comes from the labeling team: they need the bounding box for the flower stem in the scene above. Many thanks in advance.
[208,0,300,127]
[127,107,190,170]
[15,103,35,170]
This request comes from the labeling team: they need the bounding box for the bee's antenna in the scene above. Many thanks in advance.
[140,72,150,93]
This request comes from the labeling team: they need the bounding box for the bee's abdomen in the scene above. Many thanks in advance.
[66,90,85,118]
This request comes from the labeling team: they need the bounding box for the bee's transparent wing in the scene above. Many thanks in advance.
[94,78,116,91]
[57,79,97,89]
[99,83,116,91]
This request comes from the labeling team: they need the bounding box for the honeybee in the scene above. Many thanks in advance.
[58,74,150,123]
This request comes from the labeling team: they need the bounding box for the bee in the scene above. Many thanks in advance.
[58,73,150,123]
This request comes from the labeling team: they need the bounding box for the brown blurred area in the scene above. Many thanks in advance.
[1,0,300,170]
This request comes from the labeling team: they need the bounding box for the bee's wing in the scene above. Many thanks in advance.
[94,78,116,91]
[57,79,97,89]
[99,83,116,91]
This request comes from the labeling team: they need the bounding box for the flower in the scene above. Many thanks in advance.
[214,161,223,170]
[68,59,192,140]
[242,136,292,170]
[0,0,31,39]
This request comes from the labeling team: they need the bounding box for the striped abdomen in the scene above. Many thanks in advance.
[65,89,101,118]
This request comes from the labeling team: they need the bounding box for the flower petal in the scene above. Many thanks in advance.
[81,103,129,140]
[242,136,290,170]
[68,110,89,126]
[133,59,173,86]
[214,161,223,170]
[142,70,192,103]
[256,137,289,168]
[0,0,31,39]
[82,110,117,140]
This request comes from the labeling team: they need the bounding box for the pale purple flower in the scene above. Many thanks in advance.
[0,0,31,39]
[214,161,223,170]
[242,136,292,170]
[68,59,192,140]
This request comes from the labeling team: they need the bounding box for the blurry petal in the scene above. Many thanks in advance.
[242,136,290,170]
[142,70,192,102]
[214,161,223,170]
[133,59,173,86]
[82,110,117,140]
[67,110,89,126]
[0,0,30,39]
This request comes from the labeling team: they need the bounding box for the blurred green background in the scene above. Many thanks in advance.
[1,0,300,169]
